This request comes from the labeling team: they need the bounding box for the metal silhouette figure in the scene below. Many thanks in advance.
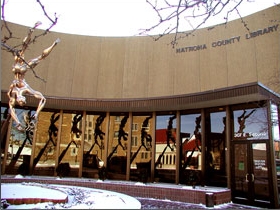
[59,113,82,164]
[59,114,82,164]
[48,112,60,139]
[130,116,153,164]
[194,115,201,140]
[141,116,152,150]
[58,140,79,164]
[237,109,256,133]
[7,21,60,131]
[71,114,83,138]
[94,113,106,148]
[118,115,129,150]
[166,115,176,151]
[85,114,106,156]
[182,115,202,170]
[47,112,60,146]
[222,116,226,135]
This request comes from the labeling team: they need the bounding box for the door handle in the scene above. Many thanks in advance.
[245,173,249,182]
[245,173,254,182]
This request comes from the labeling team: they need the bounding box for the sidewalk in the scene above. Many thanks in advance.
[138,197,262,209]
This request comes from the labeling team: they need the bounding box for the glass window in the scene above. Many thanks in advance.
[5,108,36,176]
[130,115,153,182]
[181,113,201,170]
[233,107,268,140]
[107,114,129,180]
[58,112,83,176]
[115,116,121,122]
[131,136,138,147]
[82,113,106,179]
[155,114,176,183]
[204,109,227,187]
[132,123,138,131]
[33,111,60,176]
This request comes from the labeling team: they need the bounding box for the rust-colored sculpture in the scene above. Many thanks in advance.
[7,22,60,131]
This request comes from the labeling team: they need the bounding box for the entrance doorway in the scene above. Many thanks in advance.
[231,140,273,208]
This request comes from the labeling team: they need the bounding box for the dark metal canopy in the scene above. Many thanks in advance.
[1,82,279,112]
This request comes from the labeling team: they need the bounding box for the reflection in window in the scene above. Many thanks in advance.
[56,112,82,178]
[71,148,77,156]
[4,108,36,175]
[181,114,201,170]
[132,123,138,131]
[233,107,268,140]
[131,136,138,147]
[82,113,106,178]
[141,152,149,159]
[209,112,226,171]
[155,114,176,183]
[107,115,129,180]
[130,114,153,183]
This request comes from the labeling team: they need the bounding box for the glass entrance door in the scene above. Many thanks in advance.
[232,141,272,208]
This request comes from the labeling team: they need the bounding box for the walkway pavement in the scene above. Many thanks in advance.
[137,197,262,209]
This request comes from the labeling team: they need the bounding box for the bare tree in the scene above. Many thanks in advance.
[140,0,271,47]
[1,0,59,81]
[1,0,58,54]
[267,69,280,95]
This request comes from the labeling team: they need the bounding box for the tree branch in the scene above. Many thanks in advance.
[1,0,59,82]
[141,0,248,47]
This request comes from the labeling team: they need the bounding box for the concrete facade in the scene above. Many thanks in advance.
[1,5,279,102]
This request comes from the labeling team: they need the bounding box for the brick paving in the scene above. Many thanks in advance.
[137,197,261,209]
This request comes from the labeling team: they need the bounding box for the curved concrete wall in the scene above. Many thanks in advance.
[1,5,279,100]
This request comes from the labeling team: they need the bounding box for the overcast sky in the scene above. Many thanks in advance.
[1,0,280,36]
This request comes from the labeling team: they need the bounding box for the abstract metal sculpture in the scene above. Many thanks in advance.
[6,22,60,131]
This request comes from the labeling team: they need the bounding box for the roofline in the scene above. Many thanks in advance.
[1,82,279,112]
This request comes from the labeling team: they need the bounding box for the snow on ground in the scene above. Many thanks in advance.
[1,175,261,209]
[1,178,141,209]
[1,183,67,201]
[1,182,260,209]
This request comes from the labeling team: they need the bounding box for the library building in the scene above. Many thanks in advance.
[1,5,280,209]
